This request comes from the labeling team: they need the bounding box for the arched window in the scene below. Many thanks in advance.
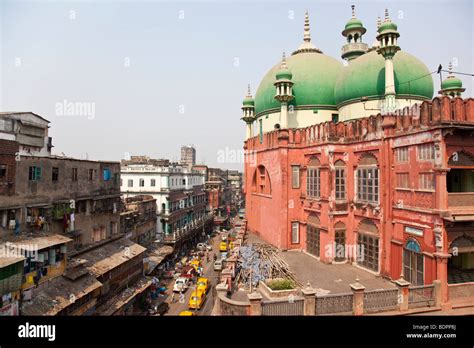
[251,165,272,195]
[356,154,379,204]
[306,214,321,258]
[334,160,346,200]
[307,157,321,199]
[334,221,346,262]
[357,219,379,272]
[403,238,423,285]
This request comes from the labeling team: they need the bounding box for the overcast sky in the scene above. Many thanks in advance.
[1,0,472,170]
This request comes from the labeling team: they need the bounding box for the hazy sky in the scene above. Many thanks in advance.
[1,0,472,170]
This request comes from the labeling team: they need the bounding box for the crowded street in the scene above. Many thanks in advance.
[163,232,222,316]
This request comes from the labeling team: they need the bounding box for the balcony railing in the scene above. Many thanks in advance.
[448,192,474,209]
[163,213,213,244]
[341,42,368,55]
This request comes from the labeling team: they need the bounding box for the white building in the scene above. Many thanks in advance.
[120,159,206,235]
[0,112,52,157]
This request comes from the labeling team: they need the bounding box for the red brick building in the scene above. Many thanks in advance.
[244,97,474,305]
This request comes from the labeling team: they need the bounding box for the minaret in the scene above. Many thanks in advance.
[439,62,465,97]
[241,84,255,139]
[292,10,323,55]
[274,52,294,129]
[341,5,368,61]
[376,9,400,113]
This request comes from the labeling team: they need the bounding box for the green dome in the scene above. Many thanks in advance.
[441,76,463,90]
[345,18,364,31]
[334,50,434,105]
[242,97,255,106]
[276,68,293,81]
[255,52,343,116]
[378,21,398,34]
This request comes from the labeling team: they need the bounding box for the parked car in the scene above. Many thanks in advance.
[197,243,212,251]
[188,289,206,310]
[214,259,223,271]
[173,277,189,293]
[148,302,169,316]
[179,310,195,316]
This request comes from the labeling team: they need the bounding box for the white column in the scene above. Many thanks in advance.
[385,57,395,95]
[246,123,252,139]
[384,57,396,112]
[280,102,288,129]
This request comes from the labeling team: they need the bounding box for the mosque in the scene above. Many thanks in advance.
[241,6,473,308]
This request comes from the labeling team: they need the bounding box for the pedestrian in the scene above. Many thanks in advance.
[206,252,210,263]
[170,292,175,303]
[213,253,217,262]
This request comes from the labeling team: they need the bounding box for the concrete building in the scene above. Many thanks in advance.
[0,112,53,157]
[0,153,121,253]
[120,156,208,242]
[242,7,474,310]
[180,145,196,170]
[227,170,243,212]
[121,195,157,247]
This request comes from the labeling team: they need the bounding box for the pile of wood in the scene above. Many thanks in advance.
[236,243,302,288]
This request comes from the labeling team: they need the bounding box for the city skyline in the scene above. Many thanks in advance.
[1,0,472,170]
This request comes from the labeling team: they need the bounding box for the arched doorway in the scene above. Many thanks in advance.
[334,222,346,262]
[306,214,321,258]
[403,239,424,285]
[356,219,379,272]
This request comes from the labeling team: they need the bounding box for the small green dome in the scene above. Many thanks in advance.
[345,18,364,31]
[276,68,293,81]
[255,52,343,116]
[441,76,463,90]
[378,21,398,34]
[334,50,434,105]
[242,97,255,106]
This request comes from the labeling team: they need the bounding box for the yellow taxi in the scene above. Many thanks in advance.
[189,259,201,271]
[179,310,195,316]
[219,241,228,252]
[188,289,206,310]
[196,277,209,294]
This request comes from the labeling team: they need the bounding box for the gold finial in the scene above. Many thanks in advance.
[303,10,311,42]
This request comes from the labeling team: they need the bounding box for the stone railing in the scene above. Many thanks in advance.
[214,279,442,316]
[448,192,474,208]
[448,282,474,301]
[341,42,368,55]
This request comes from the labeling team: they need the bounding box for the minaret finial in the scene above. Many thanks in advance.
[377,16,382,29]
[448,62,453,74]
[280,52,288,69]
[351,5,356,18]
[303,10,311,42]
[384,8,390,22]
[247,84,252,96]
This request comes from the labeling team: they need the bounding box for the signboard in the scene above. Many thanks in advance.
[404,226,423,237]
